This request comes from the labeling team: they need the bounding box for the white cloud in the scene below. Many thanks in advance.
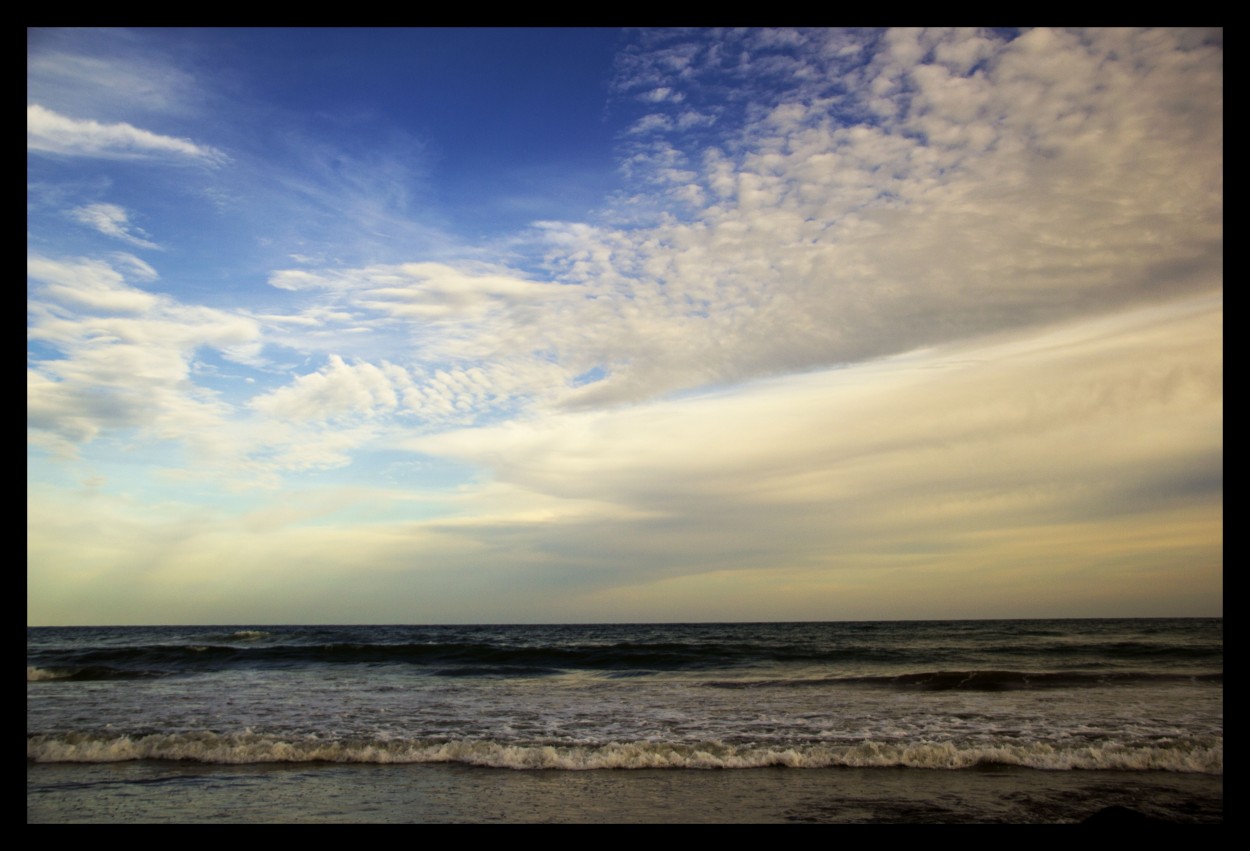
[257,261,586,424]
[27,104,225,163]
[641,86,683,103]
[534,28,1224,409]
[416,296,1221,510]
[251,355,403,423]
[59,28,1213,486]
[398,295,1221,612]
[28,255,260,458]
[28,254,160,314]
[70,203,161,249]
[109,252,159,282]
[626,113,674,135]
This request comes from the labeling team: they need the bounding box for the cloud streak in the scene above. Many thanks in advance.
[27,104,225,163]
[70,203,161,250]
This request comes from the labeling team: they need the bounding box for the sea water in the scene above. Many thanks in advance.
[28,619,1222,822]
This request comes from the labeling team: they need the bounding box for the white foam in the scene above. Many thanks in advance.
[27,666,71,682]
[24,732,1223,774]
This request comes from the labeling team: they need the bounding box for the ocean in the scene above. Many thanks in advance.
[27,618,1222,823]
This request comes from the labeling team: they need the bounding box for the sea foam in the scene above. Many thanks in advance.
[25,732,1223,774]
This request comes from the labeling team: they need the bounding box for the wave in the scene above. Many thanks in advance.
[25,731,1222,773]
[25,640,845,675]
[28,652,1221,689]
[27,665,160,682]
[225,630,270,641]
[27,639,1224,678]
[27,666,69,682]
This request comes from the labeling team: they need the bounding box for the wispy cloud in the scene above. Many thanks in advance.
[70,203,161,249]
[27,104,225,163]
[27,41,204,118]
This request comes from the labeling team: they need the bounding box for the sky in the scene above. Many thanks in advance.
[28,28,1222,625]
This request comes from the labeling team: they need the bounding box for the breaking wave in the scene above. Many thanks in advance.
[27,665,159,682]
[26,731,1223,774]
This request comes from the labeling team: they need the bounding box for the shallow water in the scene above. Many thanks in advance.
[27,762,1223,823]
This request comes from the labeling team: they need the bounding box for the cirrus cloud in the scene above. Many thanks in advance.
[27,103,225,163]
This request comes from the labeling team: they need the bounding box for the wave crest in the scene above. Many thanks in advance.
[25,732,1223,774]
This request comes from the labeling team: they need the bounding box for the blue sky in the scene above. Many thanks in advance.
[28,28,1222,625]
